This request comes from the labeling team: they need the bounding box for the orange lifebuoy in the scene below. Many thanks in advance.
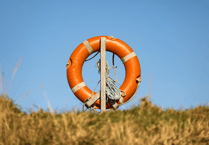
[66,36,141,109]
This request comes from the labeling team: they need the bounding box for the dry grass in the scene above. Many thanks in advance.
[0,94,209,145]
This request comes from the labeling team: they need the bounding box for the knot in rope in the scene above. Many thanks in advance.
[96,59,122,100]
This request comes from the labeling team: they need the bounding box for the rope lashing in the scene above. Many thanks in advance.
[96,59,123,100]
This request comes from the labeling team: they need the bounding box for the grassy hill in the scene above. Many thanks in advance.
[0,94,209,145]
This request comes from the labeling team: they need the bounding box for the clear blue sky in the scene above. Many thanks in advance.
[0,0,209,113]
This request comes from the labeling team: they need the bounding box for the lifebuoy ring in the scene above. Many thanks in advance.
[66,36,141,109]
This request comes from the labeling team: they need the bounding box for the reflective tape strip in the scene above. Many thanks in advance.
[83,40,94,54]
[72,82,86,93]
[85,91,100,108]
[121,52,136,63]
[112,103,119,110]
[119,97,125,104]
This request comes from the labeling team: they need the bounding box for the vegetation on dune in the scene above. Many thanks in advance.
[0,95,209,145]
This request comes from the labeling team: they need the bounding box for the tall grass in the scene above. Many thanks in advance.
[0,59,33,105]
[0,95,209,145]
[6,58,22,94]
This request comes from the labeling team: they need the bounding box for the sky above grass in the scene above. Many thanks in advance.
[0,0,209,113]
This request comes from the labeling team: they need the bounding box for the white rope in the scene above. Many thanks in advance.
[112,54,121,85]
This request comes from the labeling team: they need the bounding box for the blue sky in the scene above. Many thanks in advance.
[0,0,209,113]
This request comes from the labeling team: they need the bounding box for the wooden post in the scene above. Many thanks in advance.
[100,37,106,113]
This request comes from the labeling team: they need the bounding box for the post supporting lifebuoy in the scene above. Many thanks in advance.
[100,37,106,112]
